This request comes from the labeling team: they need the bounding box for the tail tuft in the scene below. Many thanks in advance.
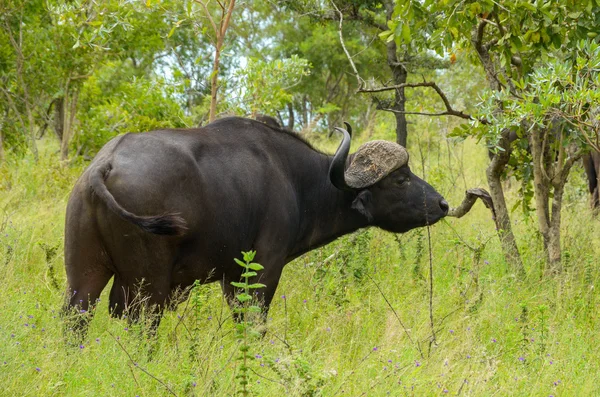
[137,213,188,236]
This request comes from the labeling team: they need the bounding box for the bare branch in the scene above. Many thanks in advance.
[195,0,219,37]
[330,1,365,89]
[447,188,496,220]
[219,0,235,37]
[368,81,489,124]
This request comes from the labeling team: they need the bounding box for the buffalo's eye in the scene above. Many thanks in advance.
[397,176,409,186]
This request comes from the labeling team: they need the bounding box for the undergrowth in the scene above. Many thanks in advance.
[1,132,600,396]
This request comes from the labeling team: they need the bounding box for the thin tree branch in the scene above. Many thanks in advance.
[196,0,219,38]
[107,330,178,396]
[330,0,365,89]
[447,188,496,219]
[366,273,424,359]
[369,81,489,124]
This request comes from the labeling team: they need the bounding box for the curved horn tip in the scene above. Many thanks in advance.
[343,121,352,136]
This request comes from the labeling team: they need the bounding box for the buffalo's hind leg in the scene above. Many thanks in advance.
[108,271,172,337]
[63,213,113,341]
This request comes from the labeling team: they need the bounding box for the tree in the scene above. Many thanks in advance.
[280,0,457,145]
[195,0,236,123]
[385,0,600,273]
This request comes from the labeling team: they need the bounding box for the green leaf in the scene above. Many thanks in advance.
[242,250,256,262]
[241,271,257,278]
[378,30,393,42]
[401,23,411,43]
[247,262,264,271]
[247,283,267,289]
[234,258,246,267]
[230,281,246,288]
[236,293,252,302]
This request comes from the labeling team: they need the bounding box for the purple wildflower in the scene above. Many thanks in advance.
[415,360,421,367]
[35,367,41,372]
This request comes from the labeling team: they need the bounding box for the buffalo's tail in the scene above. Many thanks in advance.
[89,163,187,236]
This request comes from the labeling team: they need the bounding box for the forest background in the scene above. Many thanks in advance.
[2,0,600,395]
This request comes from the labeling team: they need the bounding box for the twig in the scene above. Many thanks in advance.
[330,0,365,89]
[107,330,178,396]
[367,81,490,125]
[366,273,424,359]
[426,224,438,354]
[447,188,496,220]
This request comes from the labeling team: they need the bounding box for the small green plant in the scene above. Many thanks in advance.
[231,250,265,396]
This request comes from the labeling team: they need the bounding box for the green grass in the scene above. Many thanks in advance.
[1,127,600,396]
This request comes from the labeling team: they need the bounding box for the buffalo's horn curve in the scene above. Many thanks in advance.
[343,121,352,137]
[329,127,355,192]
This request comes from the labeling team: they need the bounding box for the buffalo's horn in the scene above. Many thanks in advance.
[329,126,355,192]
[343,121,352,137]
[328,121,352,139]
[344,140,409,189]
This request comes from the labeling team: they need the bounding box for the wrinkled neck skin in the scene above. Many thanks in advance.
[288,154,369,262]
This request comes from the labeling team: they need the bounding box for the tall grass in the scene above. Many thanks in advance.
[1,124,599,396]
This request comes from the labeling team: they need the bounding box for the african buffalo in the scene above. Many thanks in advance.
[64,117,448,332]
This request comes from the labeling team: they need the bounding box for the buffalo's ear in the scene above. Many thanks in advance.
[352,190,373,222]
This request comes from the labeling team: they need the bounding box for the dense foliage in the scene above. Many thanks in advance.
[2,1,600,395]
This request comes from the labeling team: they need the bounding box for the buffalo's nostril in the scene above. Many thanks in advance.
[439,199,449,214]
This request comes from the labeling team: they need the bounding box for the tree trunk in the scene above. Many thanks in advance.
[302,95,308,128]
[287,102,294,130]
[26,105,38,161]
[486,132,525,275]
[60,90,79,161]
[547,187,564,273]
[201,0,236,123]
[529,123,577,274]
[208,43,221,122]
[384,1,408,147]
[471,20,523,273]
[54,97,64,141]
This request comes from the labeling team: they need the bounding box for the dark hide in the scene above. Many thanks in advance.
[583,151,600,209]
[255,114,283,129]
[64,117,447,332]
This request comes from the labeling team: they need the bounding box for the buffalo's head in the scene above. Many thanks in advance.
[329,124,448,233]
